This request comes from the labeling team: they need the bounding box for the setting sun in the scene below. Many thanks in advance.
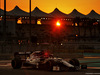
[56,21,61,27]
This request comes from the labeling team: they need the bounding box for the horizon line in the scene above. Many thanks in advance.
[0,6,100,15]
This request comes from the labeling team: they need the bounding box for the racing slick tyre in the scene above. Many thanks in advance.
[11,58,22,69]
[45,60,55,71]
[69,58,80,71]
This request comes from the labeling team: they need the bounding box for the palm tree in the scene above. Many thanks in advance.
[73,17,81,41]
[87,19,96,38]
[82,18,88,38]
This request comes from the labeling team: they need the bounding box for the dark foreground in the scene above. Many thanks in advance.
[0,66,100,75]
[0,58,100,75]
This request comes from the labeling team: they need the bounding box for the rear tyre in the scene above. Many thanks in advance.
[11,58,22,69]
[45,60,54,71]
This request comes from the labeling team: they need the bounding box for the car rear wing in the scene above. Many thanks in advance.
[17,52,32,55]
[14,52,33,60]
[14,52,32,56]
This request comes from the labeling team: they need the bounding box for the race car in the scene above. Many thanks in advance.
[11,50,82,71]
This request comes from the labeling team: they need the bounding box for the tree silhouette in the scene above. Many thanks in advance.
[31,36,38,43]
[87,19,96,38]
[73,17,81,41]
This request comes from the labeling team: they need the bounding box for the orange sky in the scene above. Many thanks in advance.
[0,0,100,15]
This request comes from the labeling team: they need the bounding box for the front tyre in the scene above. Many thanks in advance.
[69,58,80,71]
[11,59,22,69]
[45,60,55,71]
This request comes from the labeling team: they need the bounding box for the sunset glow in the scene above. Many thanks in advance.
[0,0,100,15]
[56,21,61,27]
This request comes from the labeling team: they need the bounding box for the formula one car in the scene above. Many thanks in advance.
[11,50,81,71]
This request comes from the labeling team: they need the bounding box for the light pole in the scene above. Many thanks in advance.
[29,0,32,51]
[30,0,31,25]
[4,0,6,39]
[29,0,31,42]
[29,0,31,38]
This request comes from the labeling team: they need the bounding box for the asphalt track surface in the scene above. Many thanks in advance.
[0,59,100,75]
[0,66,100,75]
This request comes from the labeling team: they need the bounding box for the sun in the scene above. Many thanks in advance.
[56,21,61,26]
